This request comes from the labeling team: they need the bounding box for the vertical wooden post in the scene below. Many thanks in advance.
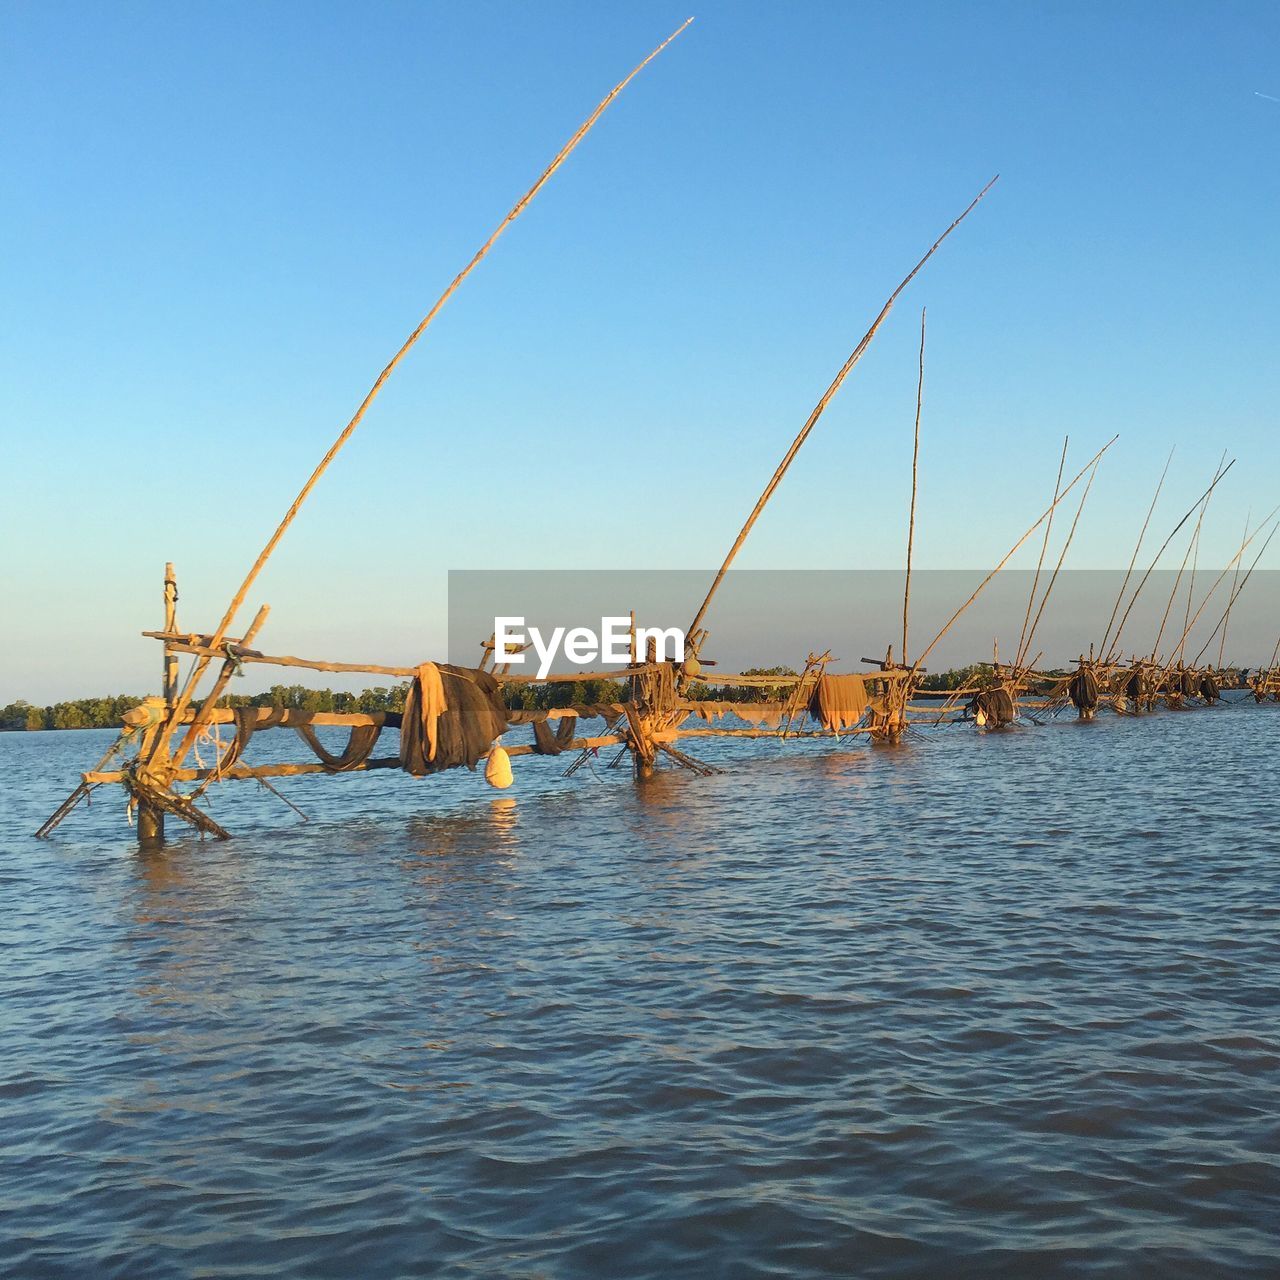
[141,563,177,845]
[137,802,164,844]
[163,563,179,705]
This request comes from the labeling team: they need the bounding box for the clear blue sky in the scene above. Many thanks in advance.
[2,1,1277,701]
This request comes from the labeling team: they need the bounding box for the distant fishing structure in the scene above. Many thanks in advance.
[35,22,1275,846]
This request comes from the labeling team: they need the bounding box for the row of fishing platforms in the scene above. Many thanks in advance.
[36,19,1280,846]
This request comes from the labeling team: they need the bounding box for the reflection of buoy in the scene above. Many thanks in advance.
[485,745,513,789]
[489,795,517,828]
[975,708,987,728]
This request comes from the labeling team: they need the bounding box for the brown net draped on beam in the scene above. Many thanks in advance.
[531,718,577,755]
[1068,668,1099,712]
[204,707,384,778]
[681,701,790,728]
[207,706,275,779]
[971,686,1016,727]
[808,675,870,732]
[401,663,509,775]
[292,723,384,773]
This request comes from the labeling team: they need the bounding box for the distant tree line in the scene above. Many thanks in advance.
[0,685,413,731]
[4,666,1023,731]
[1,695,147,732]
[917,664,994,691]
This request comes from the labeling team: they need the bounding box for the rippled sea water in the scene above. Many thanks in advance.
[2,701,1279,1278]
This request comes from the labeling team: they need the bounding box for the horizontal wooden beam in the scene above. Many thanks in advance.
[699,669,909,686]
[143,629,255,648]
[84,734,629,785]
[145,633,670,686]
[127,706,390,728]
[500,664,665,685]
[87,757,404,784]
[147,639,418,678]
[679,727,873,738]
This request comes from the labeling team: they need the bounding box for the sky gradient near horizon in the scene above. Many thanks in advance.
[2,1,1278,702]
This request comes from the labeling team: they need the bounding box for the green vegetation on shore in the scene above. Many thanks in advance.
[2,665,1016,732]
[2,696,146,732]
[0,687,411,732]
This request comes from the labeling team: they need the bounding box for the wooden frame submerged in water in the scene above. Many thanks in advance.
[43,565,929,843]
[33,23,1268,847]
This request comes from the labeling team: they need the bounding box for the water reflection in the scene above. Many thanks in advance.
[2,710,1280,1277]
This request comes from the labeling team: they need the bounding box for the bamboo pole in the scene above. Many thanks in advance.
[162,564,179,705]
[1216,511,1249,668]
[1158,509,1279,679]
[1151,456,1225,661]
[34,730,136,838]
[1098,446,1174,658]
[146,640,670,686]
[141,564,181,841]
[1177,523,1201,663]
[1015,437,1068,670]
[902,307,925,666]
[1265,633,1280,682]
[1105,459,1235,662]
[1018,454,1102,673]
[87,733,631,785]
[168,605,270,773]
[686,175,999,640]
[128,705,602,729]
[1190,516,1280,666]
[138,707,389,728]
[678,727,875,739]
[171,21,692,738]
[153,644,414,679]
[1152,515,1205,665]
[910,435,1118,672]
[143,629,257,647]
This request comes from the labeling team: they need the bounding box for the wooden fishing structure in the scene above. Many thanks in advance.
[32,23,1279,847]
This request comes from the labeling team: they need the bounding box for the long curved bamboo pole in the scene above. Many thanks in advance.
[911,435,1118,673]
[902,307,926,665]
[1098,446,1173,658]
[1158,509,1279,676]
[1190,515,1280,666]
[1152,522,1204,662]
[1150,453,1227,661]
[160,19,694,763]
[224,19,692,642]
[1104,459,1235,662]
[1265,632,1280,681]
[1177,524,1201,662]
[1215,511,1249,668]
[686,175,999,641]
[1018,435,1070,665]
[1017,454,1102,673]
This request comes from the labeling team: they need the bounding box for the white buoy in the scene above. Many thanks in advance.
[485,744,514,789]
